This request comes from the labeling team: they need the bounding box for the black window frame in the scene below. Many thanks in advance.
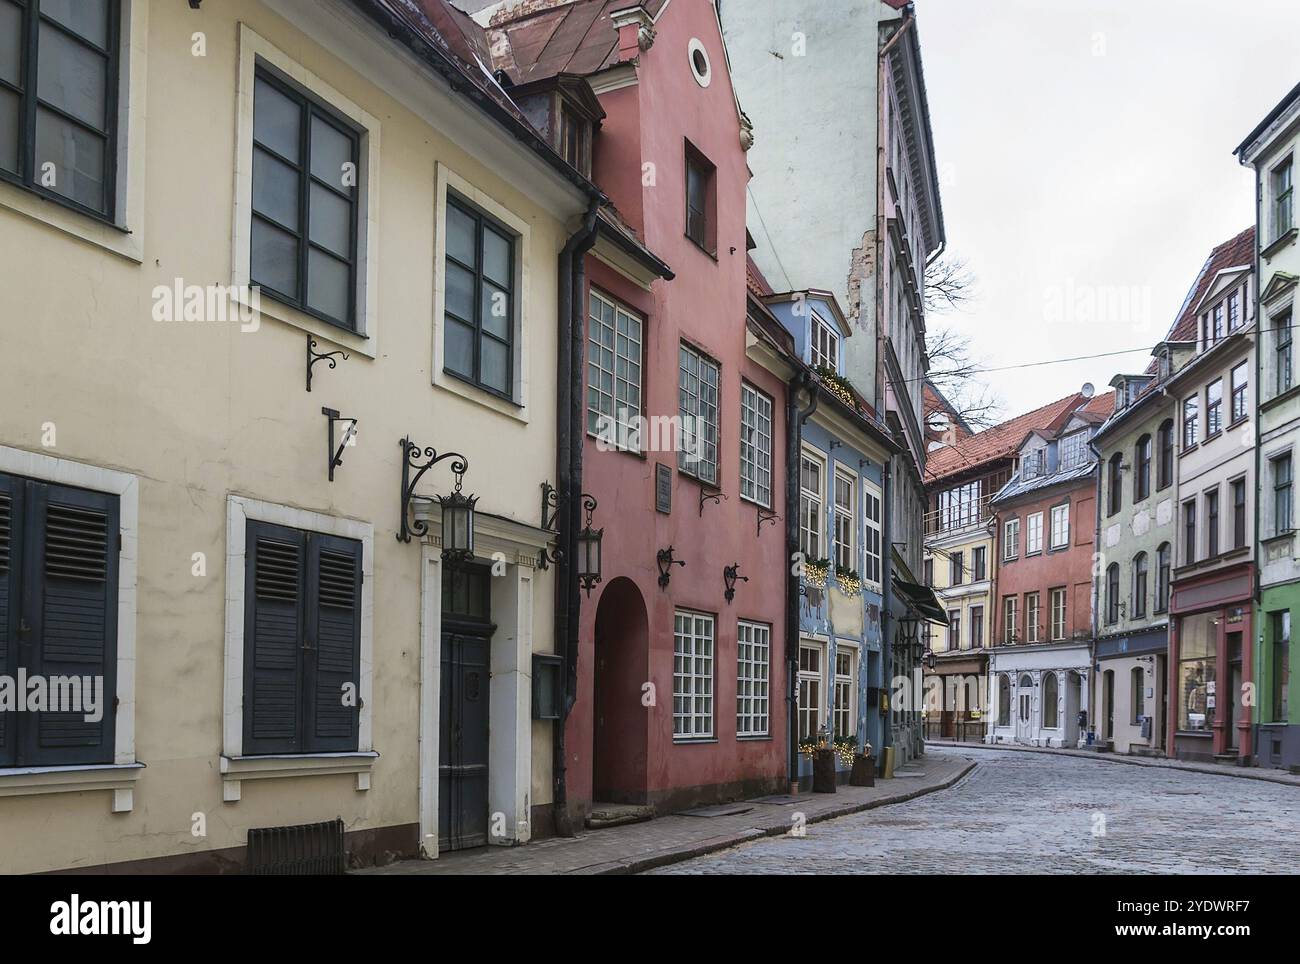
[1134,434,1151,501]
[250,63,363,333]
[1275,453,1293,536]
[442,192,518,402]
[1157,419,1174,490]
[1132,552,1147,619]
[1107,452,1123,516]
[1230,360,1249,423]
[0,0,122,223]
[1206,488,1219,557]
[1155,542,1171,613]
[1232,477,1247,549]
[1106,563,1119,624]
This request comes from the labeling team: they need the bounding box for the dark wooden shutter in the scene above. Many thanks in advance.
[26,481,119,765]
[0,474,19,766]
[243,522,306,755]
[305,535,361,752]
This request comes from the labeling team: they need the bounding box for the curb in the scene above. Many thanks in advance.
[932,740,1300,788]
[592,759,978,875]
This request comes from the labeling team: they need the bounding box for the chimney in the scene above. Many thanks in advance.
[610,4,655,63]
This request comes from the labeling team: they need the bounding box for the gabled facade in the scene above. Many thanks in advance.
[986,395,1113,748]
[1238,86,1300,769]
[479,0,790,820]
[0,0,603,872]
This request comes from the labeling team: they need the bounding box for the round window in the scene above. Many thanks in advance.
[688,38,711,88]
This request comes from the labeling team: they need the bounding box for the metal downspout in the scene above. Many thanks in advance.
[787,372,818,786]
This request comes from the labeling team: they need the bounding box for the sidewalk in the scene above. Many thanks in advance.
[359,754,976,875]
[937,740,1300,788]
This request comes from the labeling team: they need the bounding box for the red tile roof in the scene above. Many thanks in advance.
[483,0,669,84]
[924,392,1086,483]
[1075,389,1117,422]
[746,254,774,298]
[922,382,971,442]
[1164,226,1255,345]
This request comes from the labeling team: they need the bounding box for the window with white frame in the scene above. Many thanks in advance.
[1003,596,1017,644]
[1025,591,1041,643]
[810,311,839,371]
[832,648,855,739]
[1004,518,1020,560]
[862,480,882,589]
[833,470,855,572]
[736,621,770,738]
[586,290,643,448]
[673,610,714,739]
[1059,431,1087,469]
[797,642,823,741]
[1050,587,1067,640]
[1026,512,1043,554]
[799,451,825,560]
[739,382,773,507]
[678,344,719,484]
[1049,503,1069,549]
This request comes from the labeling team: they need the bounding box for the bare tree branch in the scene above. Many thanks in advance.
[924,254,976,314]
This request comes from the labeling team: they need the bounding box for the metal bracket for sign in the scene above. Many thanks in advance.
[307,334,350,393]
[397,436,468,543]
[322,408,357,482]
[757,506,780,536]
[537,482,563,569]
[723,563,748,603]
[699,488,728,517]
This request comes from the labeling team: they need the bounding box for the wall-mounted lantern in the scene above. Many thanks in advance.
[898,613,920,658]
[723,563,748,604]
[925,649,937,672]
[657,546,686,589]
[397,436,473,563]
[576,494,603,597]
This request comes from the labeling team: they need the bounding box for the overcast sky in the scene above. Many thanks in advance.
[919,0,1298,420]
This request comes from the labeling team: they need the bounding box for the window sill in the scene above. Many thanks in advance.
[1261,226,1298,261]
[0,762,144,813]
[1261,383,1300,412]
[1179,443,1200,456]
[671,737,718,746]
[684,234,718,261]
[0,178,141,263]
[434,367,529,424]
[737,734,773,742]
[220,751,378,802]
[1261,530,1296,546]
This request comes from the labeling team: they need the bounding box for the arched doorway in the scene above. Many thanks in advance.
[592,577,649,803]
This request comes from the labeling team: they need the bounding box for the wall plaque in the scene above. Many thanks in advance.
[655,463,672,514]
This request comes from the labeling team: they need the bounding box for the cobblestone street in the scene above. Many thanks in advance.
[653,747,1300,874]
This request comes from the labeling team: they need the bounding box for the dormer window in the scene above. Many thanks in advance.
[1059,430,1087,470]
[1158,349,1171,379]
[810,311,840,372]
[1021,450,1045,479]
[559,102,591,177]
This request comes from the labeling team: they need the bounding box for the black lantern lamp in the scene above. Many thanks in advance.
[438,467,477,565]
[926,649,937,671]
[576,494,603,597]
[899,612,921,660]
[398,436,473,554]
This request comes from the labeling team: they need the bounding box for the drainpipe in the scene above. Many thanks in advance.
[1251,163,1263,766]
[1088,436,1103,748]
[553,201,600,837]
[786,371,818,787]
[881,458,894,760]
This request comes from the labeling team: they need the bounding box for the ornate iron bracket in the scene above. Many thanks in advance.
[723,563,748,603]
[540,481,560,532]
[657,546,686,589]
[322,408,358,482]
[699,488,728,517]
[307,334,349,392]
[397,436,469,543]
[757,506,780,537]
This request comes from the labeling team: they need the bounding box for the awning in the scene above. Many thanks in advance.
[894,578,948,625]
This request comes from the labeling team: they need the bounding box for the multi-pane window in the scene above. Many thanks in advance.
[558,103,590,177]
[1158,419,1175,489]
[833,471,855,572]
[1206,379,1223,436]
[1049,587,1067,641]
[1026,512,1043,554]
[1272,611,1290,723]
[253,68,362,330]
[1227,290,1242,332]
[1156,542,1171,612]
[1107,453,1123,516]
[1003,596,1018,644]
[1183,395,1199,448]
[810,312,840,371]
[863,481,882,588]
[1206,489,1220,557]
[1106,563,1120,624]
[937,481,981,530]
[950,550,964,586]
[797,643,822,741]
[1025,592,1040,643]
[1049,504,1069,549]
[444,197,516,394]
[1277,310,1293,395]
[1059,431,1087,469]
[972,546,987,582]
[799,452,824,560]
[736,621,770,738]
[587,290,643,446]
[1273,156,1294,241]
[1232,477,1247,549]
[244,520,362,755]
[970,605,984,649]
[1275,453,1293,535]
[685,150,713,251]
[739,383,773,507]
[832,649,854,739]
[1231,362,1248,423]
[1132,552,1148,619]
[1183,500,1197,564]
[0,471,120,767]
[672,610,714,739]
[1003,518,1020,560]
[1134,435,1151,501]
[0,0,120,218]
[678,344,720,484]
[948,610,962,650]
